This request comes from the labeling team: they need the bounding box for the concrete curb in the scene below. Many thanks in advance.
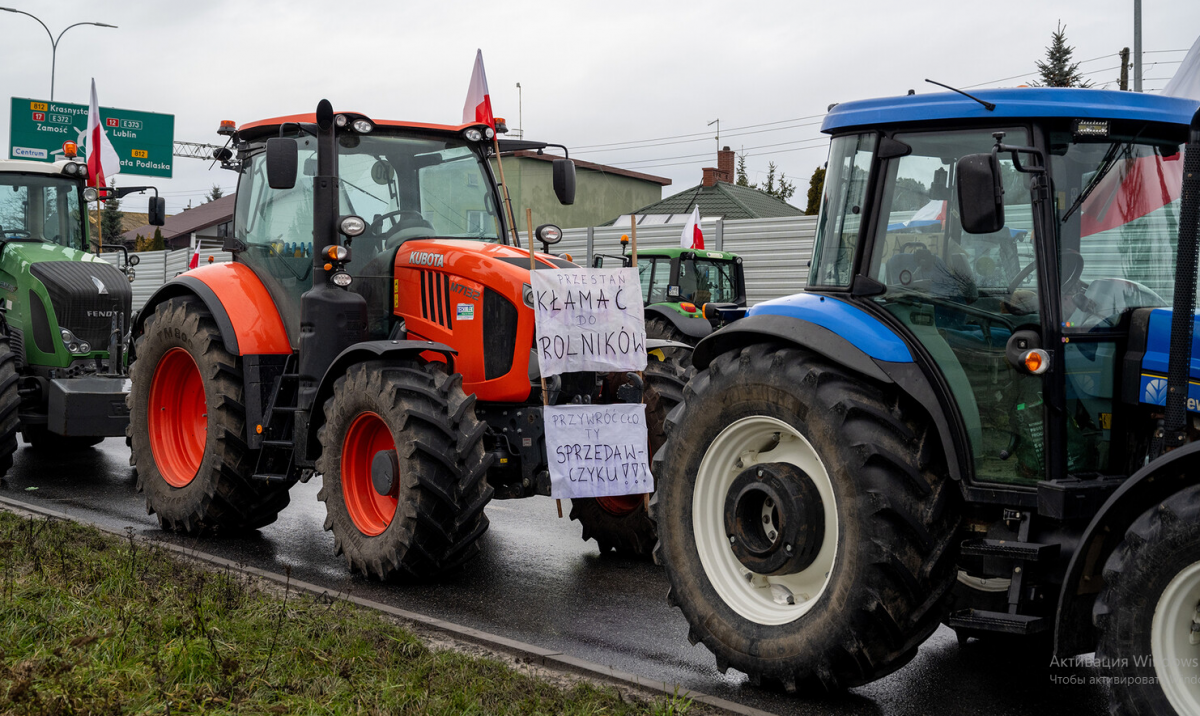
[0,495,776,716]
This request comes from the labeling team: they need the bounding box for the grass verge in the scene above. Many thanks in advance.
[0,510,692,715]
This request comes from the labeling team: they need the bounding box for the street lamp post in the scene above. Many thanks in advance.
[0,7,117,101]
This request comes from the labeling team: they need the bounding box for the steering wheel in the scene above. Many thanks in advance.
[1005,249,1084,295]
[371,209,426,236]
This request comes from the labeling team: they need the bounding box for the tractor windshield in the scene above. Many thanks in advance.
[679,257,738,304]
[338,134,503,248]
[1049,126,1187,332]
[0,172,85,250]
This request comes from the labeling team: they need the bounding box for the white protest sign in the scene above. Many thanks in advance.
[545,403,653,499]
[530,267,647,377]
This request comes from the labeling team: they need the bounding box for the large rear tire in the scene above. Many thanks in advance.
[652,343,959,691]
[646,315,695,368]
[570,350,691,557]
[0,336,19,476]
[1094,483,1200,716]
[128,297,293,533]
[316,360,493,581]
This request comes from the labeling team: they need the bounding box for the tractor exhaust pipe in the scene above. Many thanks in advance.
[1156,107,1200,455]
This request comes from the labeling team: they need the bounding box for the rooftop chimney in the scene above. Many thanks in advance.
[717,146,734,182]
[702,167,719,187]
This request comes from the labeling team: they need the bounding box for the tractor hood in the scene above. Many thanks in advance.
[1135,307,1200,413]
[395,240,577,274]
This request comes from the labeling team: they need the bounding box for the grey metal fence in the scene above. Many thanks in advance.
[98,240,232,311]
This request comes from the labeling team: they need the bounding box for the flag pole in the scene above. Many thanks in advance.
[493,136,522,247]
[529,208,561,519]
[630,215,651,511]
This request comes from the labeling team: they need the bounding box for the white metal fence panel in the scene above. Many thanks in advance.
[97,242,232,312]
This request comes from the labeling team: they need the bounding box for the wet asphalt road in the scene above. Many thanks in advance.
[2,438,1113,715]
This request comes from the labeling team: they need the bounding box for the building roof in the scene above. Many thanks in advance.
[121,193,235,243]
[614,181,804,224]
[823,88,1200,133]
[502,150,672,186]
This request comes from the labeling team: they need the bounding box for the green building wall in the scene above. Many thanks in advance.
[489,155,665,233]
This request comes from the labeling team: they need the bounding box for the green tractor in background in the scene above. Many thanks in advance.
[0,155,162,471]
[593,236,746,360]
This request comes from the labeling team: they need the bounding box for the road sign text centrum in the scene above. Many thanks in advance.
[8,97,175,177]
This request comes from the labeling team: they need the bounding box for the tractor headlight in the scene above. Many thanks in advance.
[484,126,495,140]
[60,328,72,342]
[339,215,366,237]
[83,187,99,203]
[325,245,350,261]
[331,271,353,287]
[78,342,90,353]
[127,269,136,282]
[335,114,348,127]
[352,119,373,134]
[62,162,80,176]
[522,283,534,309]
[68,342,79,353]
[464,128,483,142]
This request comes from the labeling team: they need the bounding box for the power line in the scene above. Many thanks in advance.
[571,113,826,151]
[576,119,825,156]
[613,136,828,168]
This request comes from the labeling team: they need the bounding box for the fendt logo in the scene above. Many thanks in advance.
[87,310,118,318]
[408,251,444,268]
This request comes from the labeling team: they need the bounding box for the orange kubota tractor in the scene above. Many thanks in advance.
[127,101,688,577]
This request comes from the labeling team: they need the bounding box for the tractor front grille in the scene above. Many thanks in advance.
[483,288,517,380]
[419,270,453,331]
[30,261,131,351]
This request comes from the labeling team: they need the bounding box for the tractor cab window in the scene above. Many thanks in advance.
[868,128,1046,486]
[1050,130,1184,332]
[679,257,737,304]
[0,173,85,250]
[810,133,876,288]
[637,256,670,304]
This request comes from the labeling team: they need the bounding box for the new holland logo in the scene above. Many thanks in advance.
[408,251,444,268]
[91,276,109,295]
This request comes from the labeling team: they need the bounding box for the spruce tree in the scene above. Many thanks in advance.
[805,165,826,215]
[1034,21,1092,88]
[736,154,752,187]
[99,182,124,242]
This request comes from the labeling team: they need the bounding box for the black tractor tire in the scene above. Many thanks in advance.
[645,315,695,368]
[570,350,693,557]
[128,296,293,533]
[1094,483,1200,716]
[316,360,493,581]
[21,424,104,451]
[0,336,19,475]
[651,343,960,692]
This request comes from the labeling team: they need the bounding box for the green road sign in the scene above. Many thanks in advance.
[8,97,174,178]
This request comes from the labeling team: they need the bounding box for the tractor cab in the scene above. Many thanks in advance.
[594,243,746,345]
[805,89,1196,488]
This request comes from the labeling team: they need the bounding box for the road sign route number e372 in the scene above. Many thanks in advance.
[8,97,174,178]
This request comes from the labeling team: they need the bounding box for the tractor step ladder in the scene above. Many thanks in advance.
[949,510,1052,635]
[252,354,299,484]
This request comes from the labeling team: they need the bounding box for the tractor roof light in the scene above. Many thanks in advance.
[535,224,562,245]
[464,128,483,142]
[62,162,80,176]
[351,119,373,134]
[83,187,99,202]
[335,114,348,128]
[217,120,237,136]
[62,141,77,158]
[484,126,495,140]
[339,215,366,237]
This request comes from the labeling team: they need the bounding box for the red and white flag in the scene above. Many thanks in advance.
[84,78,119,188]
[462,49,494,128]
[680,206,704,249]
[188,241,201,270]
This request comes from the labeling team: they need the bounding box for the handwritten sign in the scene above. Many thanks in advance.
[545,403,653,499]
[530,267,647,377]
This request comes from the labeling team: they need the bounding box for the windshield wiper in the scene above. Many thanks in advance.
[1061,142,1127,223]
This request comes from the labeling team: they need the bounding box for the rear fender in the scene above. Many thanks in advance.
[646,304,712,340]
[1054,441,1200,658]
[133,263,291,356]
[304,339,457,462]
[692,299,965,482]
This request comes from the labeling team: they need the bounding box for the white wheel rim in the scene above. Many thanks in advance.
[692,415,838,626]
[1152,559,1200,716]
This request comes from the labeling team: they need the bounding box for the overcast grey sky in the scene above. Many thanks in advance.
[2,0,1197,214]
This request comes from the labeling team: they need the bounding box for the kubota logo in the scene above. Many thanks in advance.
[408,251,444,267]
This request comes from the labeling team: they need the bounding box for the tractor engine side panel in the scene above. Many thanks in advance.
[393,242,534,403]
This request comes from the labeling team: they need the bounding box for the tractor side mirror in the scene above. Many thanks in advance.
[552,158,576,206]
[148,196,166,226]
[958,152,1004,234]
[266,137,298,190]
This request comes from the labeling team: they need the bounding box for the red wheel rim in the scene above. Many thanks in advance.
[596,494,643,516]
[148,347,207,488]
[341,412,398,536]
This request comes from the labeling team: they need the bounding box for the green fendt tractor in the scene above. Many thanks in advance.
[593,239,746,350]
[0,156,162,471]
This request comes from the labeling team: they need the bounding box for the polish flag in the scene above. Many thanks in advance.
[462,49,494,128]
[84,78,119,188]
[188,241,201,270]
[680,206,704,249]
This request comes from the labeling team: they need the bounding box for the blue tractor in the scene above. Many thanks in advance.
[653,88,1200,715]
